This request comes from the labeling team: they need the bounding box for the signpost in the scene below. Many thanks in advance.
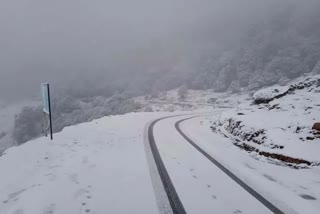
[41,83,53,140]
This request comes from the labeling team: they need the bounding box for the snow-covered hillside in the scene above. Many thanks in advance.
[0,100,38,154]
[134,89,250,112]
[1,88,248,153]
[211,74,320,168]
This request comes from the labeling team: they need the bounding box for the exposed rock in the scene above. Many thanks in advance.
[305,107,313,111]
[271,145,284,149]
[223,118,271,147]
[210,126,217,132]
[268,104,280,110]
[258,151,312,166]
[312,122,320,131]
[295,126,301,133]
[253,76,320,104]
[253,86,290,104]
[234,142,257,153]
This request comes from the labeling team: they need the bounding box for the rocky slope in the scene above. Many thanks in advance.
[211,74,320,168]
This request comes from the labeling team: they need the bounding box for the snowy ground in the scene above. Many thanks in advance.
[181,115,320,214]
[153,114,273,214]
[182,74,320,213]
[0,113,170,214]
[0,112,280,214]
[212,74,320,167]
[0,110,319,213]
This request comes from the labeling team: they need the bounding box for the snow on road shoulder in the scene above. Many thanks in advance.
[0,112,168,214]
[180,115,320,214]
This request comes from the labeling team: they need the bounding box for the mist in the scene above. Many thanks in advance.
[0,0,319,101]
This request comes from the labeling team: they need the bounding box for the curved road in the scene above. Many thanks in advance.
[146,114,284,214]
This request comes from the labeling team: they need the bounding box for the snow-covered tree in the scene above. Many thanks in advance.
[178,85,188,100]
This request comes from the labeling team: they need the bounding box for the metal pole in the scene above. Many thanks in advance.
[47,84,53,140]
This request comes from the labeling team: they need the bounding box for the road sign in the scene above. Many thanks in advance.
[41,83,50,114]
[41,83,53,140]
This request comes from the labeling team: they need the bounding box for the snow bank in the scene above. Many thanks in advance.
[214,74,320,167]
[252,85,290,104]
[252,74,320,104]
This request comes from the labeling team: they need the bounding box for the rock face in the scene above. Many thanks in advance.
[312,123,320,131]
[252,75,320,104]
[253,86,290,104]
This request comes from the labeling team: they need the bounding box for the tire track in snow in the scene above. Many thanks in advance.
[146,115,187,214]
[175,116,285,214]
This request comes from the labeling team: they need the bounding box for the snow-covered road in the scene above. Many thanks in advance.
[149,114,279,214]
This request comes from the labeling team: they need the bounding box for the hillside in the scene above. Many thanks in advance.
[0,100,38,154]
[0,87,249,152]
[210,74,320,168]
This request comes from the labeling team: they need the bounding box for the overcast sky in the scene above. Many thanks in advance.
[0,0,304,101]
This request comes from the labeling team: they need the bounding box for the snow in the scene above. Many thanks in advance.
[180,115,320,214]
[1,74,320,214]
[217,74,320,164]
[0,88,247,154]
[252,85,290,102]
[153,115,273,214]
[173,74,320,214]
[134,89,249,112]
[0,113,169,214]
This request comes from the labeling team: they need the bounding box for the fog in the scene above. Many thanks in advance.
[1,0,320,146]
[0,0,317,101]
